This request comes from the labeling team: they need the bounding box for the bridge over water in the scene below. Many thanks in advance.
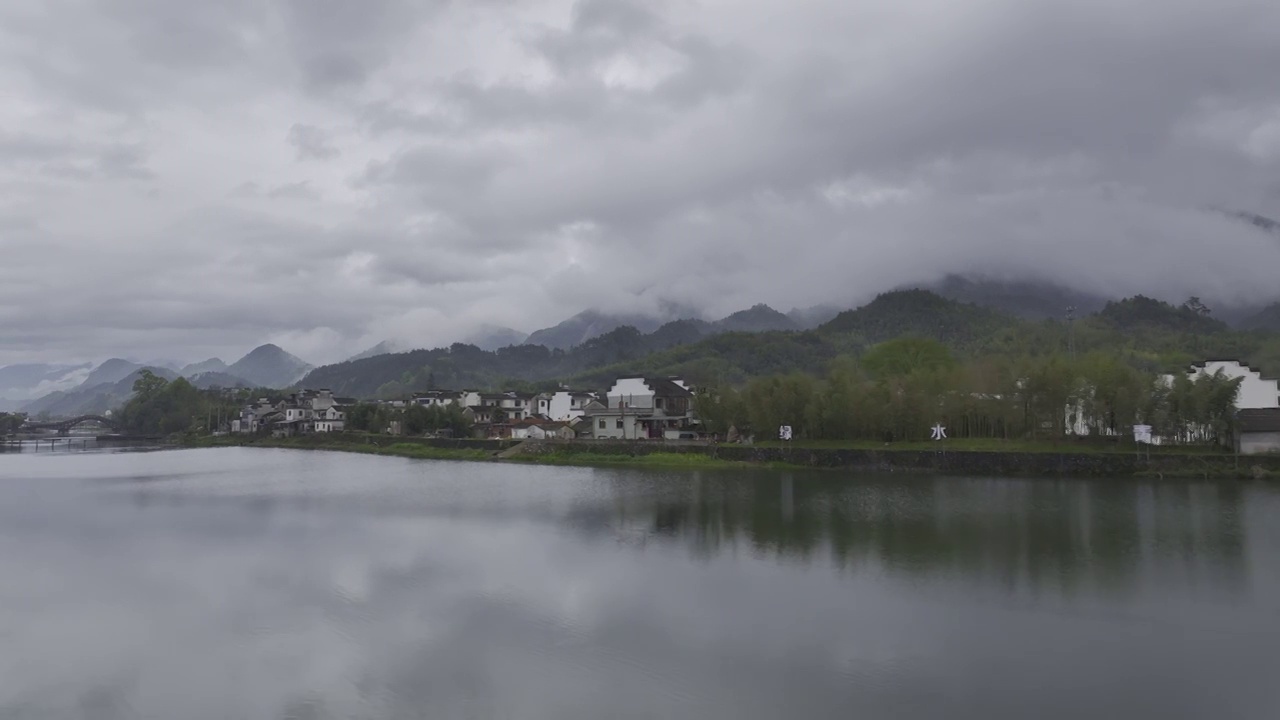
[19,415,120,436]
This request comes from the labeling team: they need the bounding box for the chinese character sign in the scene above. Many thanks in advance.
[779,425,793,441]
[1133,425,1152,444]
[931,423,947,441]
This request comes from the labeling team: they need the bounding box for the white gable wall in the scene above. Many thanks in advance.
[548,391,594,421]
[607,378,655,410]
[1189,361,1280,409]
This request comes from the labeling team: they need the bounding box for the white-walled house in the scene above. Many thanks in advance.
[255,389,353,436]
[585,411,648,440]
[583,377,697,439]
[606,377,694,415]
[1187,361,1280,409]
[528,422,575,440]
[498,393,533,420]
[314,405,346,433]
[1236,409,1280,455]
[547,390,598,422]
[412,391,458,408]
[533,392,552,419]
[473,392,533,421]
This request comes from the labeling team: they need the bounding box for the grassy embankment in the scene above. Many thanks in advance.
[182,434,796,469]
[752,437,1230,455]
[183,434,492,461]
[507,450,805,470]
[179,433,1276,478]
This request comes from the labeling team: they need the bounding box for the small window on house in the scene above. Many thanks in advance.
[616,420,624,429]
[598,419,606,429]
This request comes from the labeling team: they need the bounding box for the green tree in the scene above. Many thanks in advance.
[0,412,26,435]
[132,369,169,401]
[861,337,957,380]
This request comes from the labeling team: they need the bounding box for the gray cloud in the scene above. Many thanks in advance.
[266,181,321,200]
[3,0,1280,366]
[287,124,339,161]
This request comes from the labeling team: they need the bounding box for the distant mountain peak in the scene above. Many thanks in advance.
[462,325,528,352]
[227,344,312,388]
[713,304,799,333]
[917,273,1111,321]
[524,310,669,350]
[818,288,1010,344]
[346,340,404,363]
[180,357,228,376]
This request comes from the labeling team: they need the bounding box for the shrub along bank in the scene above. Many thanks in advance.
[190,434,1280,479]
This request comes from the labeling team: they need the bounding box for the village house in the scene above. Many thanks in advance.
[546,390,599,422]
[1186,360,1280,409]
[1062,359,1280,448]
[584,377,698,440]
[227,389,351,437]
[313,404,347,433]
[1184,362,1280,454]
[462,406,498,425]
[231,397,277,433]
[508,417,543,439]
[1236,409,1280,455]
[412,390,458,408]
[532,392,552,419]
[529,421,576,440]
[467,391,535,421]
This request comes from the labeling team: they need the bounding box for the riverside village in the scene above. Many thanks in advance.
[228,362,1280,456]
[231,376,704,443]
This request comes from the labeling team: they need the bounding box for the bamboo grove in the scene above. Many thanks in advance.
[693,338,1244,446]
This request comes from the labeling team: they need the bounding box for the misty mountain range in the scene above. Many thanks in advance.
[348,271,1280,360]
[7,271,1280,417]
[3,345,312,415]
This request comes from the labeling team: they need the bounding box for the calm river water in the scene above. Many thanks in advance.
[1,447,1278,719]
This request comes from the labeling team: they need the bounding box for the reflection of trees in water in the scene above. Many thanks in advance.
[594,471,1247,594]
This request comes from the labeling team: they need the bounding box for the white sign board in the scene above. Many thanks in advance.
[931,423,947,441]
[779,425,793,441]
[1133,424,1153,444]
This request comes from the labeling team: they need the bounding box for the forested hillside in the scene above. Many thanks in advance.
[299,290,1280,398]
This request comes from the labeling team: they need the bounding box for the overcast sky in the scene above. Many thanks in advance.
[3,0,1280,366]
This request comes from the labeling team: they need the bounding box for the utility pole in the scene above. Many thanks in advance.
[1066,305,1076,359]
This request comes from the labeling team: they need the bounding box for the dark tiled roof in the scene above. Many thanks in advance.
[1238,408,1280,433]
[645,378,693,397]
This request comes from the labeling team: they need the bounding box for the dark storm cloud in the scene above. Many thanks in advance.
[2,0,1280,365]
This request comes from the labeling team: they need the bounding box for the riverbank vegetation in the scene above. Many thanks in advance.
[511,450,782,469]
[695,338,1243,447]
[116,371,245,436]
[344,402,471,436]
[186,434,493,461]
[0,412,24,435]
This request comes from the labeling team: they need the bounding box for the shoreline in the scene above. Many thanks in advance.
[179,434,1280,480]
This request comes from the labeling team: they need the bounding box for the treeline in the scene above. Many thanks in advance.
[117,371,258,435]
[297,291,1280,399]
[694,339,1243,446]
[0,412,25,435]
[345,402,471,436]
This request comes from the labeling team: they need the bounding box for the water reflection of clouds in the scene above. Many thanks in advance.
[1,449,1277,719]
